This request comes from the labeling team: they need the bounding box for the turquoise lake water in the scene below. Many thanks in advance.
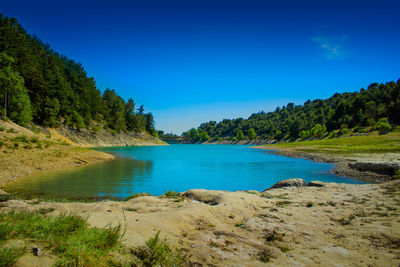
[5,145,363,198]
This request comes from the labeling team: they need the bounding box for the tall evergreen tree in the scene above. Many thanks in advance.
[0,52,32,126]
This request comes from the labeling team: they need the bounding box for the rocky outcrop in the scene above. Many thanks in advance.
[54,124,166,147]
[348,162,399,176]
[264,178,306,191]
[183,189,223,205]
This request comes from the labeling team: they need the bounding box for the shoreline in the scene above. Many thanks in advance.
[0,120,167,189]
[1,179,399,266]
[253,145,396,183]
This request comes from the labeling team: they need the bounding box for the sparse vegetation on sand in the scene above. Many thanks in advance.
[0,210,183,267]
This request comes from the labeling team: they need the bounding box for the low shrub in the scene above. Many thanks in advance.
[131,232,184,266]
[375,118,391,132]
[258,248,275,263]
[164,191,180,198]
[0,245,24,267]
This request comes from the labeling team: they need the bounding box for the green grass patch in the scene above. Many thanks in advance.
[163,190,181,198]
[0,210,122,266]
[13,135,29,143]
[263,132,400,155]
[0,245,24,267]
[5,128,16,133]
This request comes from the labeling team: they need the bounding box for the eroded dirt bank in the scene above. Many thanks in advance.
[1,181,400,266]
[0,120,165,187]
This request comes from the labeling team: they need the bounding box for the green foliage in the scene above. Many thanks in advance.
[311,123,327,138]
[274,130,283,140]
[248,128,256,140]
[182,79,400,141]
[164,191,181,198]
[0,245,24,267]
[91,125,101,133]
[0,52,32,126]
[375,117,391,132]
[152,130,159,138]
[0,15,156,135]
[299,130,310,139]
[184,128,200,142]
[340,124,350,135]
[41,97,60,127]
[157,131,179,140]
[199,131,210,142]
[72,111,86,130]
[13,135,29,143]
[237,130,245,140]
[0,210,121,266]
[132,232,184,267]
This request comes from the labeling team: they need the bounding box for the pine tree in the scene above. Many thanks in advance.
[0,52,32,126]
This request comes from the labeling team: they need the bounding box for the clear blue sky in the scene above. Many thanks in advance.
[2,0,400,134]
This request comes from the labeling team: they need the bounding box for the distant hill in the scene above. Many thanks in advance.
[183,79,400,142]
[0,14,157,137]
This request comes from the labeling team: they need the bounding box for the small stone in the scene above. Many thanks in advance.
[32,246,40,256]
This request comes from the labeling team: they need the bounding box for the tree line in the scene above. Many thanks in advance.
[0,14,156,135]
[183,79,400,142]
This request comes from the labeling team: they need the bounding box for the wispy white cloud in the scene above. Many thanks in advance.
[311,35,347,60]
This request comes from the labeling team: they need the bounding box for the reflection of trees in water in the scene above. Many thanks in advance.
[6,157,154,198]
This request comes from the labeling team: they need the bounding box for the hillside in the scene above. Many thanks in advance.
[0,14,159,138]
[182,79,400,143]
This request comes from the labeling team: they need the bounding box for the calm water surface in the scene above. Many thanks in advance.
[5,145,363,198]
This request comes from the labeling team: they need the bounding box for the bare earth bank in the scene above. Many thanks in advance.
[0,120,165,187]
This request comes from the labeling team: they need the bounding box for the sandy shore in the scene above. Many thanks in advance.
[1,180,399,266]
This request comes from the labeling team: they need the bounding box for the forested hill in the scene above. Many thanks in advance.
[0,14,157,136]
[183,79,400,142]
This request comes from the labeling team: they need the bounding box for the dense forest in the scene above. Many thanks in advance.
[0,14,156,135]
[183,79,400,142]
